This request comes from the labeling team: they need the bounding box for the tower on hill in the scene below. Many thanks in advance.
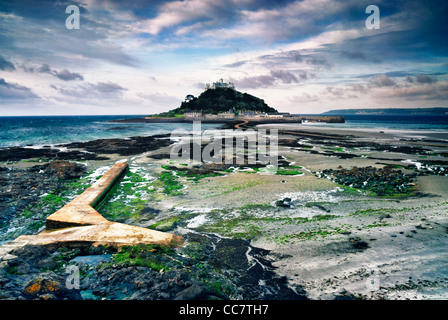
[205,78,235,91]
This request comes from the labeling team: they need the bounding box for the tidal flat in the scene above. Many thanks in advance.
[1,125,448,300]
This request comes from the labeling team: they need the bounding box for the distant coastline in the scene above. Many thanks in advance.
[322,107,448,116]
[113,115,345,124]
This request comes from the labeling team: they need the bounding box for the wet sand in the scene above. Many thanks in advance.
[250,124,448,299]
[151,124,448,299]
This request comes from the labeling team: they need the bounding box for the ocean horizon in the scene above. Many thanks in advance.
[1,114,448,148]
[0,115,221,148]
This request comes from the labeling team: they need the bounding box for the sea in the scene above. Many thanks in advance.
[269,114,448,139]
[0,115,221,148]
[306,114,448,131]
[0,114,448,148]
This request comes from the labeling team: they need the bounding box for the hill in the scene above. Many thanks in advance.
[322,107,448,115]
[154,88,278,117]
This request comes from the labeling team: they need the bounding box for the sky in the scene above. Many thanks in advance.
[0,0,447,116]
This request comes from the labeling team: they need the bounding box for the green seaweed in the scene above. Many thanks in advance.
[159,170,184,195]
[96,170,152,222]
[111,245,175,272]
[275,169,303,176]
[148,217,180,231]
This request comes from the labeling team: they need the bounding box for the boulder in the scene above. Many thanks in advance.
[23,273,82,300]
[32,160,86,180]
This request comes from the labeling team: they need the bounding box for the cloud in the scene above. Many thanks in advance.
[382,82,448,100]
[26,63,84,81]
[290,93,320,103]
[0,0,138,67]
[322,72,448,102]
[322,86,346,97]
[53,69,84,81]
[223,60,248,68]
[0,78,38,99]
[90,81,126,94]
[368,75,397,88]
[38,64,51,73]
[406,74,438,84]
[52,81,127,99]
[306,56,332,68]
[340,50,381,63]
[138,0,244,35]
[137,92,181,108]
[136,0,371,47]
[270,70,298,84]
[232,69,309,89]
[0,55,15,71]
[233,74,276,89]
[415,74,437,84]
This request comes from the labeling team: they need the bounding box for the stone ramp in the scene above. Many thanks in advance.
[45,162,128,229]
[17,221,182,248]
[1,162,183,252]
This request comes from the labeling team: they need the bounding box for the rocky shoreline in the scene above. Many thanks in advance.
[0,131,307,301]
[0,161,87,240]
[1,123,448,300]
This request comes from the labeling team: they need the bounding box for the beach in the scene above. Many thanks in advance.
[1,120,448,300]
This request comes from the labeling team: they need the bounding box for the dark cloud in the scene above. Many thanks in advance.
[0,78,37,99]
[306,56,332,69]
[0,56,15,71]
[29,63,84,81]
[38,64,52,74]
[383,71,415,78]
[384,82,448,100]
[52,81,127,99]
[233,69,310,89]
[233,74,276,89]
[323,86,346,97]
[270,70,298,84]
[53,69,84,81]
[0,0,137,67]
[90,82,126,93]
[290,92,319,103]
[225,50,305,70]
[0,0,88,21]
[415,74,436,84]
[368,75,397,88]
[340,50,381,63]
[406,74,437,84]
[223,60,248,68]
[357,71,418,79]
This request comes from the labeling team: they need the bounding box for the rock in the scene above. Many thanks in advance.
[275,198,291,208]
[6,245,52,274]
[0,163,88,230]
[2,254,18,261]
[174,284,205,300]
[0,146,106,161]
[37,257,57,270]
[23,273,82,300]
[31,160,86,180]
[11,245,51,264]
[61,134,173,156]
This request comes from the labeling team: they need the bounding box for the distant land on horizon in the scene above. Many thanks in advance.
[322,107,448,116]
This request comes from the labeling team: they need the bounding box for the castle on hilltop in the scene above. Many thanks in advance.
[205,78,235,91]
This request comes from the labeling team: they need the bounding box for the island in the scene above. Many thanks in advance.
[116,79,345,124]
